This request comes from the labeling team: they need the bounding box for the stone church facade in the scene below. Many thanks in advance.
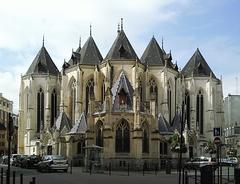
[18,21,224,168]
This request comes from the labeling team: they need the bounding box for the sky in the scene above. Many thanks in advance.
[0,0,240,113]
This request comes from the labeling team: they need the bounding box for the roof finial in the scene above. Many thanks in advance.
[121,18,123,31]
[90,24,92,36]
[117,23,120,33]
[79,36,81,48]
[42,34,45,47]
[162,36,164,50]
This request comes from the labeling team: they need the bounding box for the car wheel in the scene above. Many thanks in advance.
[63,169,68,173]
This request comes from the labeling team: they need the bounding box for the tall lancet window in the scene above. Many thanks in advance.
[37,88,44,133]
[139,81,143,103]
[70,81,76,124]
[167,82,172,122]
[115,119,130,153]
[196,90,204,134]
[142,123,149,153]
[185,91,191,129]
[86,78,94,114]
[51,89,57,127]
[149,78,158,105]
[96,121,103,147]
[101,81,105,103]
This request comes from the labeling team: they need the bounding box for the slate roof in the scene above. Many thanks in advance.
[182,48,216,78]
[79,36,103,65]
[111,70,134,110]
[55,111,72,132]
[105,30,138,60]
[68,112,87,134]
[141,37,165,65]
[26,46,59,75]
[171,111,183,133]
[157,113,172,134]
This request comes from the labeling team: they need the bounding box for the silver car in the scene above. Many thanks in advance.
[37,155,68,172]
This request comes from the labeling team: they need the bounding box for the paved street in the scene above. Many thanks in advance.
[0,165,179,184]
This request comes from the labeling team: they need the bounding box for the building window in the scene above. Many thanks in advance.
[51,89,57,127]
[119,89,127,106]
[196,90,204,134]
[86,78,94,114]
[77,140,85,155]
[149,78,158,106]
[96,121,103,147]
[160,142,168,155]
[167,82,172,122]
[142,123,149,153]
[139,81,143,103]
[70,81,76,124]
[101,81,105,103]
[37,88,44,133]
[115,119,130,153]
[185,91,190,129]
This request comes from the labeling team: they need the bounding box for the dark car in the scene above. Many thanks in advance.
[21,155,41,169]
[37,155,68,172]
[11,154,22,166]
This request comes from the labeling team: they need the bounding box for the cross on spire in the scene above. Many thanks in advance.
[42,35,45,47]
[121,18,123,31]
[90,24,92,36]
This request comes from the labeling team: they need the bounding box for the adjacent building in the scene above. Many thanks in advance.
[18,20,224,168]
[0,93,13,154]
[224,94,240,154]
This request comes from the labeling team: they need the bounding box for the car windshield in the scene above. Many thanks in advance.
[52,155,65,160]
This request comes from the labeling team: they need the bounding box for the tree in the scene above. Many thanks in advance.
[168,131,187,153]
[227,147,237,157]
[204,141,217,155]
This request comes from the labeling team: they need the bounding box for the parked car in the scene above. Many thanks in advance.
[37,155,68,172]
[0,155,8,165]
[185,156,217,168]
[11,154,21,166]
[21,155,41,168]
[221,157,238,166]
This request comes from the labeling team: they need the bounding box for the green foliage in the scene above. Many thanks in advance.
[168,132,187,153]
[227,148,237,157]
[204,141,217,154]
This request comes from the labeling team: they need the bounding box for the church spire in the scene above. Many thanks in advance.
[90,24,92,36]
[42,35,45,47]
[121,18,123,31]
[162,36,164,50]
[79,36,81,48]
[117,23,120,33]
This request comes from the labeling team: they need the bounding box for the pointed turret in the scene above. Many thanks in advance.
[105,20,138,61]
[25,44,59,75]
[182,48,216,78]
[141,37,165,65]
[78,36,103,65]
[68,112,87,134]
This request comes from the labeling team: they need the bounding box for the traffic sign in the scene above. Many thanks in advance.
[214,137,221,145]
[213,127,221,136]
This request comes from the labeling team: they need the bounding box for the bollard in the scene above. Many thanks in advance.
[143,164,145,176]
[70,160,72,174]
[20,174,23,184]
[213,169,215,184]
[1,168,3,184]
[228,166,230,182]
[109,162,111,176]
[182,167,185,184]
[12,171,15,184]
[185,171,188,184]
[155,164,157,175]
[32,177,36,184]
[127,163,130,176]
[89,162,92,175]
[195,169,197,184]
[6,169,9,184]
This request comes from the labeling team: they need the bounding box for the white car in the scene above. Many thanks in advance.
[186,156,216,168]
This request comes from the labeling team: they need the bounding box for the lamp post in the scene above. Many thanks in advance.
[7,113,14,184]
[178,105,186,184]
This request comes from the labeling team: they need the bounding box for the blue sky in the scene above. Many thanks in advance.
[0,0,240,113]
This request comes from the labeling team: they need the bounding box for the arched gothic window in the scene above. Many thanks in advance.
[101,81,105,103]
[96,121,103,147]
[86,78,94,114]
[149,78,158,108]
[77,140,85,155]
[70,81,76,124]
[196,90,204,134]
[185,91,190,129]
[51,89,57,127]
[167,82,172,122]
[37,88,44,133]
[139,81,143,103]
[142,123,149,153]
[115,119,130,153]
